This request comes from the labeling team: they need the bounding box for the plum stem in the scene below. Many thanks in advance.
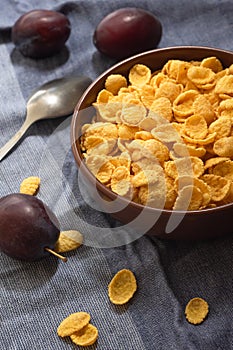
[45,247,67,262]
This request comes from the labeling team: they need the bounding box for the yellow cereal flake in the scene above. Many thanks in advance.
[192,95,215,124]
[213,136,233,158]
[129,64,151,86]
[173,90,199,119]
[209,117,231,140]
[173,185,203,211]
[70,324,98,346]
[108,269,137,305]
[111,166,131,196]
[204,156,229,171]
[96,161,115,184]
[185,297,209,325]
[215,75,233,95]
[151,124,181,143]
[20,176,40,195]
[218,98,233,118]
[201,56,223,73]
[154,81,182,103]
[57,312,91,337]
[148,97,173,122]
[96,89,113,103]
[55,230,83,253]
[175,176,211,208]
[139,84,155,109]
[105,74,128,95]
[120,100,147,126]
[209,159,233,181]
[184,115,208,140]
[164,175,178,209]
[182,132,216,146]
[201,174,231,201]
[187,66,215,86]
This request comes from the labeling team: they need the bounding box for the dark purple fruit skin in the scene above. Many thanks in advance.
[11,9,71,58]
[93,7,162,60]
[0,193,60,261]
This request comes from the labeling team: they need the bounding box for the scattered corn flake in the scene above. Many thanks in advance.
[105,74,128,95]
[129,64,151,86]
[55,230,83,253]
[201,174,231,202]
[70,324,98,346]
[185,297,209,325]
[108,269,137,305]
[20,176,40,195]
[57,312,91,337]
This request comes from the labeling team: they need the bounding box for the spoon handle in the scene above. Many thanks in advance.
[0,118,33,161]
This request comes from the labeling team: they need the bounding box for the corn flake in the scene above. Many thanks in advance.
[187,66,215,86]
[105,74,127,95]
[173,185,203,211]
[20,176,40,195]
[55,230,83,253]
[57,312,91,337]
[201,56,223,73]
[184,115,208,140]
[70,324,98,346]
[129,64,151,86]
[201,174,231,201]
[185,297,209,325]
[108,269,137,305]
[213,136,233,158]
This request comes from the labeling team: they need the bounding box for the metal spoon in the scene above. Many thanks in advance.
[0,75,92,161]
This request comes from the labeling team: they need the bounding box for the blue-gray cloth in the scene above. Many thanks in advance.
[1,1,233,349]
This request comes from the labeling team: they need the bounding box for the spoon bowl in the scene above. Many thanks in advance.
[0,75,92,161]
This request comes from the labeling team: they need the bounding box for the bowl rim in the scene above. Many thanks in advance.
[71,45,233,215]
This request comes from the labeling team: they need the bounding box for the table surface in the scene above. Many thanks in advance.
[1,1,233,349]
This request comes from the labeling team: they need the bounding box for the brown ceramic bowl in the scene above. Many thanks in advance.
[71,46,233,240]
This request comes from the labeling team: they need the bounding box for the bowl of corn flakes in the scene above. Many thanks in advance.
[71,46,233,240]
